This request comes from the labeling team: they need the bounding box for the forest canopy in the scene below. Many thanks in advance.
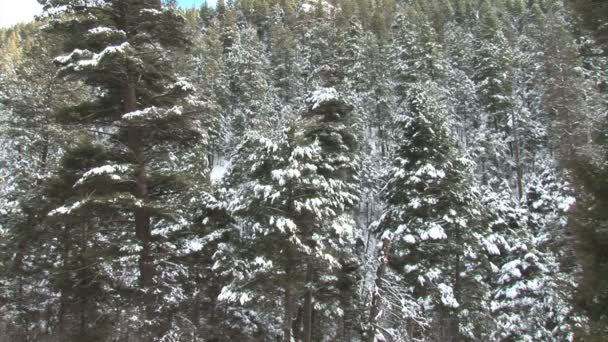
[0,0,607,341]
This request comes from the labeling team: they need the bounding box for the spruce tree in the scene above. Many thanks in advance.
[485,170,583,341]
[226,27,274,143]
[372,81,490,342]
[40,0,207,339]
[473,0,515,186]
[0,25,88,340]
[268,5,301,105]
[222,87,359,341]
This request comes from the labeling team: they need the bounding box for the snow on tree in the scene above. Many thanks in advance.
[0,0,604,340]
[487,169,584,341]
[38,0,210,339]
[219,87,359,341]
[370,81,491,342]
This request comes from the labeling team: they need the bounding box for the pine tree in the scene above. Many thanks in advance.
[542,4,608,339]
[221,87,359,341]
[40,1,208,339]
[42,142,116,341]
[192,21,227,161]
[268,5,301,105]
[390,11,447,103]
[199,1,216,28]
[298,13,337,88]
[444,21,478,148]
[1,0,604,340]
[473,0,515,186]
[372,81,490,342]
[0,26,88,340]
[226,27,274,144]
[486,170,582,341]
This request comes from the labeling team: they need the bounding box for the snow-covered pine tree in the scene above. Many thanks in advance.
[473,0,515,187]
[390,10,447,103]
[226,26,275,143]
[192,20,227,162]
[268,5,299,102]
[300,88,361,342]
[0,26,88,340]
[40,0,208,339]
[298,9,337,89]
[371,81,491,342]
[0,0,605,340]
[220,87,360,341]
[40,142,116,341]
[443,19,478,143]
[551,2,608,338]
[488,169,583,341]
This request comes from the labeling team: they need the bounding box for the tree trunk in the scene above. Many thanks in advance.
[511,110,523,200]
[303,261,314,342]
[283,282,295,342]
[378,127,385,157]
[122,82,155,340]
[57,225,72,338]
[367,239,390,342]
[450,229,463,342]
[292,306,303,340]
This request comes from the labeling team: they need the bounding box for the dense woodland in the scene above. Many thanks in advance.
[0,0,607,341]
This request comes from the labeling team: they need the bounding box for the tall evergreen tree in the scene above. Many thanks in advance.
[39,1,208,339]
[371,81,490,342]
[226,27,274,143]
[473,0,516,187]
[268,5,301,106]
[0,25,88,341]
[222,87,359,342]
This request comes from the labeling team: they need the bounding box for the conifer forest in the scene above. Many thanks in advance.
[1,0,608,341]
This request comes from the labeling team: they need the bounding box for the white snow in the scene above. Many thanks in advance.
[271,168,301,185]
[307,87,339,110]
[210,159,231,182]
[253,256,273,271]
[140,8,161,15]
[122,106,183,121]
[55,43,131,70]
[77,42,130,69]
[557,195,576,211]
[438,283,460,308]
[403,234,416,244]
[74,164,131,186]
[122,107,156,120]
[415,163,446,179]
[421,223,447,240]
[48,201,85,216]
[482,236,502,255]
[270,216,297,233]
[173,78,196,92]
[88,27,126,37]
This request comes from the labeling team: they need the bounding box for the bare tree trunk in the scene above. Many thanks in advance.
[283,282,295,342]
[339,259,358,342]
[57,224,73,337]
[511,110,523,200]
[378,127,385,157]
[367,239,390,342]
[77,222,89,340]
[292,306,303,340]
[449,228,463,342]
[303,261,314,342]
